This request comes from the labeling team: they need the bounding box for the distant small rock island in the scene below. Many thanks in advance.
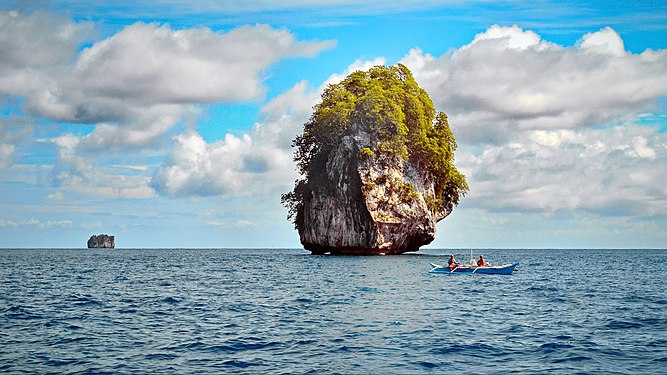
[87,234,115,248]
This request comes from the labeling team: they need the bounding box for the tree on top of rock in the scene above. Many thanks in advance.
[282,64,468,227]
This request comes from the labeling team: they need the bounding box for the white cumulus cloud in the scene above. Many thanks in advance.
[50,133,157,199]
[459,125,667,217]
[577,26,626,57]
[0,10,335,151]
[401,25,667,144]
[151,129,297,197]
[71,22,334,107]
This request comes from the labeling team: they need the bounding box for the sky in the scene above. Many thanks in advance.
[0,0,666,249]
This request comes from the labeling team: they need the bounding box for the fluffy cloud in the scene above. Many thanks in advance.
[0,11,94,124]
[0,11,334,150]
[0,116,32,170]
[149,80,317,197]
[150,82,315,197]
[151,78,315,198]
[401,25,667,144]
[0,10,92,78]
[49,133,157,199]
[71,22,333,108]
[151,130,297,197]
[460,125,667,217]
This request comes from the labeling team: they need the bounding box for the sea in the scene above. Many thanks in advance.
[1,248,666,374]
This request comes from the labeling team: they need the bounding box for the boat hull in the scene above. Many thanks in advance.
[429,262,519,275]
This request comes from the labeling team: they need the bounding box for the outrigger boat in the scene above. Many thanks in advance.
[429,249,519,275]
[429,262,519,275]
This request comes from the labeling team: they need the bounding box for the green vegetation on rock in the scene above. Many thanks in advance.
[282,64,468,226]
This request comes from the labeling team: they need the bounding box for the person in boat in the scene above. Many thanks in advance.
[477,255,486,267]
[448,255,460,270]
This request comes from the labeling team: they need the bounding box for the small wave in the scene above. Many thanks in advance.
[4,305,41,320]
[161,296,181,304]
[296,339,318,345]
[177,341,206,350]
[430,343,500,357]
[226,304,251,313]
[423,307,449,311]
[67,294,103,307]
[45,358,84,367]
[647,338,667,348]
[637,317,667,328]
[208,340,281,353]
[552,355,592,363]
[527,286,558,292]
[605,320,643,329]
[286,339,318,351]
[52,336,88,345]
[145,353,178,360]
[414,361,439,369]
[5,305,23,313]
[539,342,574,352]
[222,359,261,369]
[335,345,367,353]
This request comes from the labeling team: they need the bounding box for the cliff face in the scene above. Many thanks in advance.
[299,127,451,255]
[87,234,115,248]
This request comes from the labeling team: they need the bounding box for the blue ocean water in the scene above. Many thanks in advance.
[1,248,666,374]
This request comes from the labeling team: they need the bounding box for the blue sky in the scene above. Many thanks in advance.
[1,0,666,248]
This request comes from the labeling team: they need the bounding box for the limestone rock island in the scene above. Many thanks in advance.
[87,234,115,249]
[282,64,468,255]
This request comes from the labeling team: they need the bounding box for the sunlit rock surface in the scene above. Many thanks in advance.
[299,126,452,255]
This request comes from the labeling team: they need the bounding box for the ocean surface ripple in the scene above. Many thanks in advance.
[1,248,666,374]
